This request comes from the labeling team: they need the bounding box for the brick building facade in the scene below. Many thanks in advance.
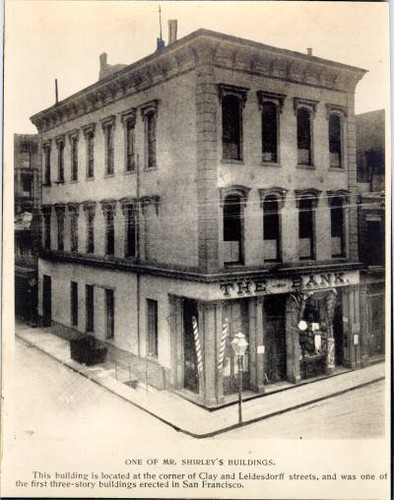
[31,27,371,407]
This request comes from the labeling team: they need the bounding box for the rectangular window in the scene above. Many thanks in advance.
[21,175,32,197]
[125,207,136,258]
[57,140,64,182]
[86,285,94,332]
[105,125,114,175]
[262,102,278,163]
[105,211,115,256]
[331,199,345,257]
[146,112,156,169]
[87,132,95,178]
[86,211,95,254]
[299,199,315,260]
[105,289,115,339]
[329,114,342,168]
[222,95,242,161]
[44,146,51,185]
[126,121,135,172]
[43,213,51,250]
[263,197,280,262]
[297,108,312,165]
[146,299,158,358]
[57,214,64,251]
[70,281,78,327]
[70,214,78,253]
[71,137,78,181]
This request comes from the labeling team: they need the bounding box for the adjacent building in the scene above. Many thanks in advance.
[14,134,40,324]
[356,110,385,361]
[31,25,371,407]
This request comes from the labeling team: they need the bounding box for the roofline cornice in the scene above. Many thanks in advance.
[30,28,367,133]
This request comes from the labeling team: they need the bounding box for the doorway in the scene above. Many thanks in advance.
[183,299,199,393]
[42,275,52,326]
[264,295,286,383]
[333,294,344,366]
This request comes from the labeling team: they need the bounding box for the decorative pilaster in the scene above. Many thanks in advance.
[285,294,302,383]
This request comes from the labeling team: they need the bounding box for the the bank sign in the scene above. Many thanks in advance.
[220,271,360,298]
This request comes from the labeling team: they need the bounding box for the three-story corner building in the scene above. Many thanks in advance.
[31,26,368,408]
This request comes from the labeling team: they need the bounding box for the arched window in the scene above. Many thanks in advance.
[263,196,280,262]
[331,197,345,257]
[297,108,312,165]
[262,102,278,163]
[222,95,242,161]
[298,197,315,260]
[223,194,243,264]
[329,114,342,167]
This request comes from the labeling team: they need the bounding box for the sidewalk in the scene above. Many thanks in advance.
[15,322,385,438]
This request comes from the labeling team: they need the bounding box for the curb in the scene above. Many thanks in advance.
[16,333,385,439]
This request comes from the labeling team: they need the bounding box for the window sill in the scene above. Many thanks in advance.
[146,355,160,364]
[54,180,65,185]
[42,183,51,187]
[86,176,95,181]
[297,164,315,170]
[124,169,136,175]
[329,167,345,172]
[144,166,158,172]
[221,159,244,165]
[70,179,79,184]
[261,162,281,168]
[104,173,115,179]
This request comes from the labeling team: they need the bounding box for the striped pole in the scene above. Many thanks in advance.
[217,317,229,372]
[192,316,204,380]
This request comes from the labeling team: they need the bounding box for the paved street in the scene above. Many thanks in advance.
[217,379,385,440]
[10,337,385,441]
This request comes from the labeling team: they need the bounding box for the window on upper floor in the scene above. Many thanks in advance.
[223,194,244,265]
[141,102,158,170]
[101,117,115,176]
[297,108,312,165]
[219,84,248,162]
[21,175,32,197]
[43,143,51,186]
[105,210,115,256]
[329,114,342,168]
[69,135,79,182]
[56,137,65,183]
[298,197,316,260]
[146,111,156,169]
[87,211,95,254]
[121,109,137,172]
[262,101,281,163]
[83,123,96,179]
[263,196,281,262]
[68,204,79,253]
[222,95,242,161]
[125,205,137,258]
[55,206,65,252]
[330,196,346,258]
[43,209,51,250]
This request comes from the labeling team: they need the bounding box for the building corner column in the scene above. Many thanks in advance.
[285,295,301,384]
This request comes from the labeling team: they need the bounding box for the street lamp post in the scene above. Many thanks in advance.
[231,332,249,424]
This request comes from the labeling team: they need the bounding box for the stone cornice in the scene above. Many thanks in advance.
[295,188,322,207]
[39,249,363,283]
[259,187,288,208]
[82,122,96,137]
[325,103,348,119]
[30,30,366,134]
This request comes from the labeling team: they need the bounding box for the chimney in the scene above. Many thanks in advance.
[100,52,108,70]
[307,48,313,56]
[168,19,178,44]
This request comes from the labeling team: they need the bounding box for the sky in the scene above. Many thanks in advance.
[5,1,390,136]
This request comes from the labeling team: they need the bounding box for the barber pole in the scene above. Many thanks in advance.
[217,317,229,372]
[192,316,204,379]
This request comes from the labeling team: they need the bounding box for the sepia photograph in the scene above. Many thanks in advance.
[2,1,391,499]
